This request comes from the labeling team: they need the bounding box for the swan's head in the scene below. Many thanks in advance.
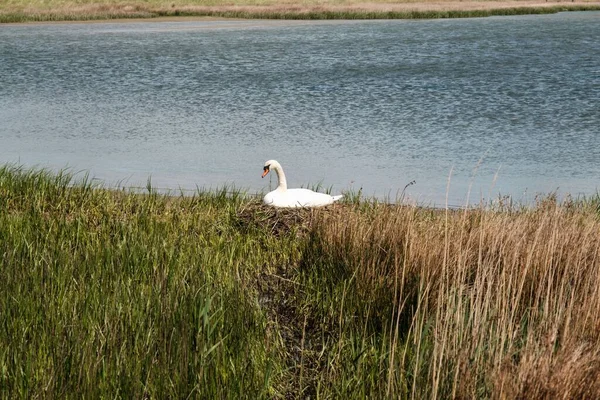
[262,159,280,178]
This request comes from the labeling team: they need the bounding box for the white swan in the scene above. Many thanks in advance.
[261,160,343,208]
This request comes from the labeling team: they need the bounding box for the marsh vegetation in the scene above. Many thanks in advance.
[1,165,599,398]
[1,0,599,23]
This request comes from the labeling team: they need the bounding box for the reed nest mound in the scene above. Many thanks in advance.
[235,200,348,237]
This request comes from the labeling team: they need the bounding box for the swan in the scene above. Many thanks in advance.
[261,160,343,208]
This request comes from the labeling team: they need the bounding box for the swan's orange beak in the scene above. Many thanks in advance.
[262,169,269,178]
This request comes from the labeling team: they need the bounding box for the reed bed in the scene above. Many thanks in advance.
[2,0,600,23]
[300,196,600,398]
[1,165,599,398]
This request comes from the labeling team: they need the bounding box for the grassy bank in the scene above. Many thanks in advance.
[2,0,600,23]
[1,165,600,398]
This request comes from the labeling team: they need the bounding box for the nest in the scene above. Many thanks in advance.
[235,201,320,237]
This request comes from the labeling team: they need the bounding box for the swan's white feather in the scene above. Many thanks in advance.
[264,188,342,208]
[262,160,343,208]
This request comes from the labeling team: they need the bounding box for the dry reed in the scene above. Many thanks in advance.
[303,198,600,397]
[2,0,600,23]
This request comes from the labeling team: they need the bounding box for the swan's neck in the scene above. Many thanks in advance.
[273,164,287,191]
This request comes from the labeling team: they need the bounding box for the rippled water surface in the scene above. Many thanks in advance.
[1,13,599,205]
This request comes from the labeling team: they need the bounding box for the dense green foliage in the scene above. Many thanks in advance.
[0,166,296,398]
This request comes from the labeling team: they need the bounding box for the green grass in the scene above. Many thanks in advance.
[0,166,296,398]
[2,165,600,398]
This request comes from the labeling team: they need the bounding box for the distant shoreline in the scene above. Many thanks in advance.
[2,1,600,24]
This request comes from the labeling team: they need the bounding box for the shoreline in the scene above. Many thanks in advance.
[2,1,600,24]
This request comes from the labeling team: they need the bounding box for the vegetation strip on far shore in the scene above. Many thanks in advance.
[1,0,600,23]
[1,164,600,398]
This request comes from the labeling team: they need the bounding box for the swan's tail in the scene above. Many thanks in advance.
[332,195,344,202]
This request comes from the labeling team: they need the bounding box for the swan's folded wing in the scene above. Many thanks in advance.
[288,189,342,208]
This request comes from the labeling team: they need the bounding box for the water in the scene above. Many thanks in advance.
[1,13,599,205]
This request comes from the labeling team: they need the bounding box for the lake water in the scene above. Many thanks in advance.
[1,13,599,206]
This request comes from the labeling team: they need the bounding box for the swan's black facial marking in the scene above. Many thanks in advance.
[262,164,271,178]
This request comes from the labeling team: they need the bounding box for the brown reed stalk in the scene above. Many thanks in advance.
[308,196,600,397]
